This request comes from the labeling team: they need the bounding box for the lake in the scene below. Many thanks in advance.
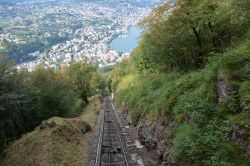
[109,26,143,53]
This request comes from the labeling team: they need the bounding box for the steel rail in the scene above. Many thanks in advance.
[94,100,105,166]
[94,97,131,166]
[110,100,130,166]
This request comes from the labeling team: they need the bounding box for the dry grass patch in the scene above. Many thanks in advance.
[3,96,101,166]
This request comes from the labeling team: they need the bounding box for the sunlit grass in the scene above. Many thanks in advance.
[3,96,101,166]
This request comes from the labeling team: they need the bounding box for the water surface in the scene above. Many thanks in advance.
[109,26,143,53]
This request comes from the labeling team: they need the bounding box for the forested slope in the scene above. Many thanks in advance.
[111,0,250,165]
[0,58,105,159]
[3,96,101,166]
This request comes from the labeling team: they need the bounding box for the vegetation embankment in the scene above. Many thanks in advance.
[111,0,250,165]
[2,96,101,166]
[0,57,106,158]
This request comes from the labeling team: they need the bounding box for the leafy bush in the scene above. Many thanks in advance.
[173,122,236,166]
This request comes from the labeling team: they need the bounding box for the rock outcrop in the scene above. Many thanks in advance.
[137,116,176,165]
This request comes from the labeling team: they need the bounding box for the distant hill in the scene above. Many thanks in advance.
[0,0,54,4]
[0,0,26,4]
[0,0,158,6]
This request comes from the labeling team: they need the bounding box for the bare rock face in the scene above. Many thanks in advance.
[163,145,175,166]
[217,71,250,156]
[137,121,158,150]
[137,116,175,165]
[217,71,228,103]
[232,125,250,156]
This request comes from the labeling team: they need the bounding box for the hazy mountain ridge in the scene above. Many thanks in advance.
[0,0,28,4]
[0,0,157,4]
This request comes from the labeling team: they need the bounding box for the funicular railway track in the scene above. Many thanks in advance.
[94,97,131,166]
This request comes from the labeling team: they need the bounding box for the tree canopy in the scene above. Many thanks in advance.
[0,57,105,156]
[135,0,250,72]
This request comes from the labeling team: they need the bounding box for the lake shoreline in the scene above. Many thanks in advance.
[108,25,143,53]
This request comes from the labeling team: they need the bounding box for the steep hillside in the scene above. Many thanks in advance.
[0,59,104,156]
[111,0,250,165]
[113,40,250,165]
[2,97,101,166]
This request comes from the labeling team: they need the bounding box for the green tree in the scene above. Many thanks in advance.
[26,66,78,119]
[137,0,250,72]
[67,61,97,103]
[0,55,31,154]
[0,57,91,155]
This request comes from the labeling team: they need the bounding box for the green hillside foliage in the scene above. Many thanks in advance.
[0,58,105,157]
[113,36,250,166]
[111,0,250,165]
[136,0,250,72]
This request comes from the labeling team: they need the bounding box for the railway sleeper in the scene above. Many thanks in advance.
[101,147,122,154]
